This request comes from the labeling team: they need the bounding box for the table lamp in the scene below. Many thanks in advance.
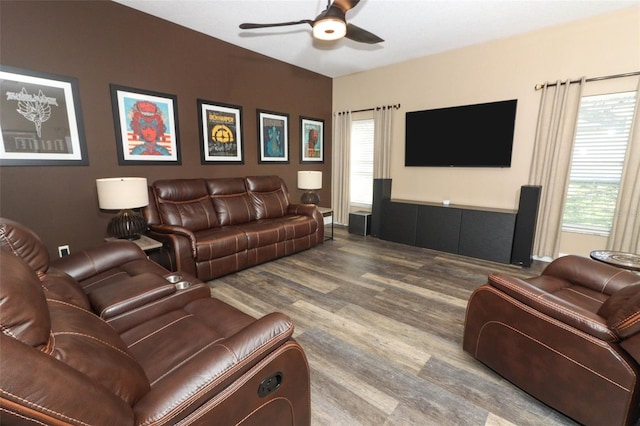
[297,171,322,205]
[96,177,149,240]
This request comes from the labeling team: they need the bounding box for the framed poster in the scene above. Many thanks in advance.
[0,65,88,166]
[257,109,289,163]
[197,99,243,164]
[110,84,180,165]
[300,116,324,163]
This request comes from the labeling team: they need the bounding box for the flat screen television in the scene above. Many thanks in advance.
[405,99,517,167]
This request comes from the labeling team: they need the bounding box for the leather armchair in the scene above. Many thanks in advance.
[463,255,640,426]
[0,218,311,425]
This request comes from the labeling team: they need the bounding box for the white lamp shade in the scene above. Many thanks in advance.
[298,171,322,190]
[96,177,149,210]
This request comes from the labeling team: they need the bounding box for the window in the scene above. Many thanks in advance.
[350,119,374,208]
[562,91,637,235]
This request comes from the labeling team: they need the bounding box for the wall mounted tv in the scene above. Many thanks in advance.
[405,99,517,167]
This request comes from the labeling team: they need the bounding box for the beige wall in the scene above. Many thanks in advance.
[333,6,640,257]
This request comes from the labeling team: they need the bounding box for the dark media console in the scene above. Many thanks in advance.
[372,179,540,267]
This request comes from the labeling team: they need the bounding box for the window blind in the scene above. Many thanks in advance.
[562,91,636,235]
[350,119,374,207]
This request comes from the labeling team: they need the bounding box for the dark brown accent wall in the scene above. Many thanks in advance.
[0,1,332,258]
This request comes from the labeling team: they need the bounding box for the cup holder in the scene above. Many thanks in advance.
[165,274,182,284]
[175,281,192,290]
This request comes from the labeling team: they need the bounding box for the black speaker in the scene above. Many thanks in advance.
[371,179,392,237]
[511,185,542,267]
[349,211,372,236]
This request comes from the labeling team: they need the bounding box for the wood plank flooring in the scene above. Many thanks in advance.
[207,226,578,426]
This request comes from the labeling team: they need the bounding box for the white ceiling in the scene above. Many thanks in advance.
[114,0,639,78]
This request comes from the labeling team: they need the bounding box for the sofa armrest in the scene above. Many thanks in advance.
[132,311,295,425]
[148,224,197,257]
[288,204,324,240]
[147,226,197,275]
[488,273,617,341]
[51,240,147,282]
[106,281,212,334]
[87,272,177,319]
[287,203,317,217]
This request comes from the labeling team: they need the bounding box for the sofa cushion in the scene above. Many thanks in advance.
[193,227,249,261]
[153,179,219,232]
[245,176,291,219]
[598,283,640,318]
[207,178,256,226]
[238,221,287,248]
[598,283,640,338]
[47,300,150,405]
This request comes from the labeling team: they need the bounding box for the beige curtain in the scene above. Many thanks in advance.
[373,106,393,179]
[529,78,585,259]
[608,77,640,253]
[332,111,351,225]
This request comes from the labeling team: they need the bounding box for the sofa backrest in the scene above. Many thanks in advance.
[0,249,150,408]
[543,254,640,295]
[245,175,291,219]
[0,218,92,309]
[0,217,50,275]
[150,179,220,231]
[146,176,295,227]
[1,250,51,349]
[207,177,256,226]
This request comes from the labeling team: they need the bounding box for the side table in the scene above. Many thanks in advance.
[105,234,162,254]
[317,207,333,241]
[590,250,640,272]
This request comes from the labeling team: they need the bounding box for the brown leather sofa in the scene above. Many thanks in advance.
[463,255,640,426]
[143,175,323,281]
[0,218,311,425]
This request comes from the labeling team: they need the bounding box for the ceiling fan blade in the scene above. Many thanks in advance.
[345,23,383,44]
[332,0,361,13]
[239,20,312,30]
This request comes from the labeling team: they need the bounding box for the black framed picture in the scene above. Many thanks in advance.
[300,116,324,163]
[110,84,181,165]
[257,109,289,163]
[0,65,88,166]
[197,99,243,164]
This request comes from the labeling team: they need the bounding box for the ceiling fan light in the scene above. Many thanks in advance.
[312,17,346,41]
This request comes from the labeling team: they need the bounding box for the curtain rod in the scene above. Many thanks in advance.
[335,103,400,115]
[534,70,640,90]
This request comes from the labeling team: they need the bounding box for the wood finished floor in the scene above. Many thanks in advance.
[207,227,578,426]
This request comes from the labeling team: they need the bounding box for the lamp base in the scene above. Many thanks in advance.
[107,209,147,240]
[301,190,320,205]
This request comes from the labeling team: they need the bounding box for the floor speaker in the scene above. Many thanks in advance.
[511,185,541,267]
[371,179,392,237]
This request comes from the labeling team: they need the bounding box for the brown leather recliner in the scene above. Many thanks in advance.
[0,218,311,425]
[463,255,640,426]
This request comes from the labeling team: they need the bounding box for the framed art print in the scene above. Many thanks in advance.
[300,116,324,163]
[257,109,289,163]
[0,65,88,166]
[198,99,243,164]
[110,84,180,165]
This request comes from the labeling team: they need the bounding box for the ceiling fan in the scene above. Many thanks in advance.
[239,0,383,44]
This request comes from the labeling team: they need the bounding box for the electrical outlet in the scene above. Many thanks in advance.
[58,245,70,257]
